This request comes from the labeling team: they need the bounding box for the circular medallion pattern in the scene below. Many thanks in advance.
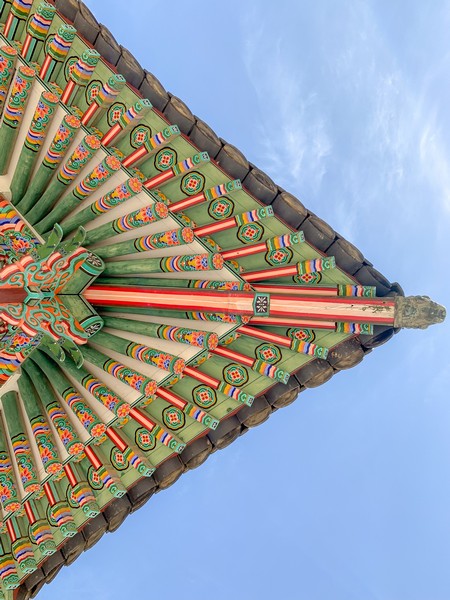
[208,197,234,220]
[85,80,102,105]
[265,247,293,266]
[181,171,205,195]
[293,271,322,284]
[110,447,128,471]
[135,428,156,451]
[162,406,185,430]
[107,102,126,126]
[255,343,282,364]
[237,222,264,243]
[223,363,249,387]
[131,124,152,148]
[88,466,103,490]
[193,385,217,409]
[154,147,177,171]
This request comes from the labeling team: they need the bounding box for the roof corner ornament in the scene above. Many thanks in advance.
[394,296,446,329]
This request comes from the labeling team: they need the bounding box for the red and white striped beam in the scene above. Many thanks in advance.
[86,284,396,326]
[194,207,273,238]
[237,324,328,358]
[86,285,256,316]
[221,233,302,262]
[267,294,395,325]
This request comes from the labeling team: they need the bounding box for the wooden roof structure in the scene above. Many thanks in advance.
[0,1,445,598]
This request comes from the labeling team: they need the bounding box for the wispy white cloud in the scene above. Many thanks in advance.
[240,0,450,247]
[242,14,332,197]
[419,118,450,213]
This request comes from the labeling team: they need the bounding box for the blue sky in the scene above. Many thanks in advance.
[44,1,450,599]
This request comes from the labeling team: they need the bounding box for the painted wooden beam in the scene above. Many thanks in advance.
[21,1,56,63]
[0,65,35,175]
[39,23,77,82]
[16,115,81,214]
[80,74,126,126]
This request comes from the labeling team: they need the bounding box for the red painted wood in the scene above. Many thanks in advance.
[61,79,76,105]
[106,427,127,452]
[169,191,206,213]
[24,501,36,524]
[84,446,102,470]
[39,54,52,79]
[213,345,255,367]
[183,366,219,388]
[44,482,56,506]
[81,101,99,126]
[238,324,291,347]
[0,288,27,303]
[6,519,16,542]
[64,464,77,487]
[21,34,32,58]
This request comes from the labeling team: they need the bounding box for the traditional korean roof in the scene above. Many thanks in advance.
[0,1,445,598]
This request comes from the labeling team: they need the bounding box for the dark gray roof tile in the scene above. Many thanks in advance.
[103,495,132,532]
[189,117,222,158]
[23,569,45,595]
[94,23,121,66]
[300,214,336,252]
[242,166,278,205]
[236,395,272,427]
[216,142,250,180]
[27,577,46,599]
[153,455,185,489]
[294,359,335,388]
[73,2,100,44]
[139,70,170,112]
[272,190,308,229]
[116,45,145,90]
[54,0,80,23]
[387,281,405,296]
[163,95,195,135]
[81,513,108,549]
[14,585,31,600]
[180,436,213,470]
[41,551,64,579]
[207,415,242,449]
[60,533,86,566]
[327,337,365,370]
[360,326,394,349]
[353,265,392,296]
[327,237,365,275]
[265,378,302,408]
[127,477,157,512]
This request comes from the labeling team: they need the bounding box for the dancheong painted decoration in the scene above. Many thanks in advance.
[0,1,445,598]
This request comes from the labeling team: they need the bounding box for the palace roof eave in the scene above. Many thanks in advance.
[15,1,405,597]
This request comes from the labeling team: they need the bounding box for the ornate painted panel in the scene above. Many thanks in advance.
[0,1,444,598]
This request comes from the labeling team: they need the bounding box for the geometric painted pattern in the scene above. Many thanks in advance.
[130,124,152,149]
[208,197,235,220]
[287,328,316,343]
[154,147,177,171]
[0,4,431,596]
[85,80,102,104]
[193,385,218,409]
[293,271,323,284]
[162,406,186,430]
[237,222,264,243]
[107,102,126,126]
[135,428,157,451]
[181,171,205,195]
[265,247,293,266]
[223,364,249,387]
[255,343,282,364]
